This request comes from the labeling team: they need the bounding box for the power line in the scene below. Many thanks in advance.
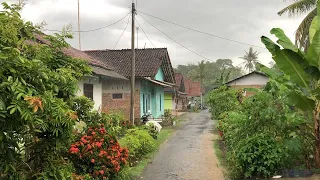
[135,17,156,48]
[138,11,267,49]
[137,13,215,61]
[43,12,131,33]
[113,14,131,49]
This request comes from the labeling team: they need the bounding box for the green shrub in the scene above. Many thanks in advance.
[69,123,129,179]
[39,161,74,180]
[103,112,133,137]
[207,86,241,119]
[162,109,173,126]
[119,129,156,164]
[218,89,310,179]
[233,134,283,178]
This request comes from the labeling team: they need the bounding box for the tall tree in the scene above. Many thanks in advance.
[278,0,317,50]
[239,47,259,72]
[176,59,243,91]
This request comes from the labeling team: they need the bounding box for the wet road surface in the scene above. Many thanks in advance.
[141,110,224,180]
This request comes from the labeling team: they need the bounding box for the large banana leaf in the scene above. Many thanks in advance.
[270,28,308,66]
[259,65,294,89]
[307,30,320,67]
[309,16,318,43]
[307,3,320,67]
[271,28,299,52]
[261,36,311,89]
[288,91,315,112]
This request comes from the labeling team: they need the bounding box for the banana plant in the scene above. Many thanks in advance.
[260,1,320,167]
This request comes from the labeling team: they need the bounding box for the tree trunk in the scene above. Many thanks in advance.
[314,103,320,167]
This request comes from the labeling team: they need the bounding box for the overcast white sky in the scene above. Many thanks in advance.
[1,0,304,68]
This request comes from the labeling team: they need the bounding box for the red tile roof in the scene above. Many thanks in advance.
[84,48,175,83]
[184,78,203,97]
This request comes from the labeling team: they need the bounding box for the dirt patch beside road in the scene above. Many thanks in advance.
[141,111,224,180]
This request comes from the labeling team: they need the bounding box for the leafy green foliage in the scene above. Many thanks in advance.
[235,134,283,178]
[261,1,320,167]
[214,85,309,179]
[278,0,317,50]
[0,2,91,179]
[69,124,129,179]
[207,85,241,119]
[175,59,243,90]
[71,96,133,137]
[119,129,156,165]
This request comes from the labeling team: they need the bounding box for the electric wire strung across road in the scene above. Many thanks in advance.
[138,11,267,49]
[113,14,131,49]
[137,13,215,61]
[135,17,156,48]
[43,12,131,33]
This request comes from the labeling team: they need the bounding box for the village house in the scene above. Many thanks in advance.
[85,48,176,120]
[33,34,127,111]
[225,71,269,97]
[184,78,204,108]
[164,73,188,111]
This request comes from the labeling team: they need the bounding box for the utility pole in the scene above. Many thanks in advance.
[77,0,81,50]
[130,2,136,124]
[136,0,138,48]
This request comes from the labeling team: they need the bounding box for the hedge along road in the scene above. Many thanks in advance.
[141,110,224,180]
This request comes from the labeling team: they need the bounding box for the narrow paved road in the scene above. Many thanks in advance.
[141,110,224,180]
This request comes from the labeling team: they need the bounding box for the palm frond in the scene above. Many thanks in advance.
[278,0,316,16]
[295,8,317,50]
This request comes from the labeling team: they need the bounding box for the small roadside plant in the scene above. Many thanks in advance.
[162,109,173,126]
[69,123,129,179]
[144,121,162,139]
[230,134,283,179]
[119,129,156,165]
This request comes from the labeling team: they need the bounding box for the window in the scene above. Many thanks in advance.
[143,93,151,114]
[112,93,123,99]
[159,94,162,111]
[147,94,151,112]
[83,83,93,100]
[143,94,146,113]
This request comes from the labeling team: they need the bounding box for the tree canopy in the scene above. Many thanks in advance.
[175,59,243,91]
[0,2,91,178]
[278,0,317,51]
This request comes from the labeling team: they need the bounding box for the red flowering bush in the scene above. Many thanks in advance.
[69,124,129,179]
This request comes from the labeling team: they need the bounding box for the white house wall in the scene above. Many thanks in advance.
[102,79,140,93]
[227,74,268,86]
[77,78,102,111]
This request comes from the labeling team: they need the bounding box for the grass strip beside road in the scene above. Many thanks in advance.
[115,128,174,180]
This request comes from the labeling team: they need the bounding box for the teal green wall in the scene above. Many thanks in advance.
[139,80,164,118]
[140,67,165,118]
[155,68,164,81]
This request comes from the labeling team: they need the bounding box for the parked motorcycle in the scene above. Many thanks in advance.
[141,110,152,124]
